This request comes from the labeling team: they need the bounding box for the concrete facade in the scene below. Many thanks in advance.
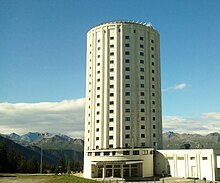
[84,21,162,179]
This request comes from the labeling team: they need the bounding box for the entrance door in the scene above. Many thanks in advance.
[191,166,198,178]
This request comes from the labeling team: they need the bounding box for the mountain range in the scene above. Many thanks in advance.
[1,131,220,165]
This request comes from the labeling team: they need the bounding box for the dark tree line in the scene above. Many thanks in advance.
[0,141,83,173]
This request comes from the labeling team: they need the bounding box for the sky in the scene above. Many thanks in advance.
[0,0,220,138]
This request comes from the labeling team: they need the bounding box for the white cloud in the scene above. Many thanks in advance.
[163,83,187,92]
[0,98,85,138]
[163,112,220,134]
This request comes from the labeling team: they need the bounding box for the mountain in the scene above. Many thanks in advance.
[163,131,220,149]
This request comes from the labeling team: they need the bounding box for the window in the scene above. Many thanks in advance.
[96,146,99,149]
[95,152,100,156]
[140,68,144,72]
[125,75,130,79]
[152,101,155,104]
[140,84,144,88]
[141,125,145,129]
[140,36,144,40]
[141,142,145,147]
[97,95,100,98]
[141,108,145,112]
[152,77,155,81]
[110,44,114,48]
[110,101,114,105]
[202,157,208,160]
[153,133,156,137]
[125,59,130,63]
[125,126,130,130]
[110,93,114,97]
[125,43,130,47]
[125,51,130,55]
[110,52,114,56]
[109,136,113,140]
[125,109,130,113]
[110,68,114,72]
[125,117,130,121]
[133,150,139,155]
[125,83,130,88]
[140,44,144,48]
[96,128,99,132]
[110,85,114,88]
[96,137,99,140]
[125,100,130,104]
[153,109,155,113]
[110,76,114,80]
[97,55,100,58]
[110,145,114,149]
[98,39,101,43]
[125,92,130,96]
[152,62,154,66]
[140,100,144,104]
[97,87,100,90]
[152,70,155,73]
[190,157,195,160]
[151,47,154,51]
[97,103,100,106]
[141,117,145,120]
[110,110,114,113]
[110,36,114,40]
[109,118,114,122]
[153,125,156,129]
[125,134,130,138]
[125,35,130,39]
[104,152,110,156]
[152,54,154,58]
[96,120,100,123]
[125,67,130,71]
[97,111,100,115]
[151,40,154,43]
[153,117,156,121]
[97,63,100,66]
[133,30,136,33]
[140,92,144,96]
[152,85,155,89]
[141,134,145,138]
[152,93,155,97]
[123,151,130,155]
[140,76,144,80]
[97,78,100,82]
[97,47,101,50]
[110,60,114,64]
[140,60,144,64]
[140,52,144,56]
[109,127,114,131]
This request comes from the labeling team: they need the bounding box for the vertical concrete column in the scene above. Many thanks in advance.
[103,163,106,179]
[120,164,124,178]
[129,164,132,177]
[112,165,114,177]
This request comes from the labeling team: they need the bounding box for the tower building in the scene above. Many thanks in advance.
[84,21,162,179]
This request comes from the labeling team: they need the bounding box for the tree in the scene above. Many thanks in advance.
[56,158,67,174]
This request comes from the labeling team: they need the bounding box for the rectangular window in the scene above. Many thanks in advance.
[125,43,130,47]
[125,75,130,79]
[110,101,114,105]
[110,68,114,72]
[152,93,155,97]
[151,40,154,43]
[125,84,130,88]
[153,109,156,113]
[96,137,99,140]
[109,127,114,131]
[140,68,144,72]
[96,146,99,149]
[152,101,155,104]
[97,87,100,90]
[141,125,145,129]
[125,109,130,113]
[125,126,130,130]
[110,36,114,40]
[125,67,130,71]
[125,92,130,96]
[141,108,145,112]
[109,136,113,139]
[152,54,154,58]
[153,125,156,129]
[110,60,114,64]
[140,100,144,104]
[202,157,208,160]
[152,70,155,73]
[140,44,144,48]
[140,76,144,80]
[125,35,130,39]
[110,110,114,113]
[152,77,155,81]
[110,44,114,48]
[125,134,130,138]
[97,103,100,106]
[140,92,144,96]
[110,85,114,88]
[152,85,155,89]
[141,117,145,120]
[140,36,144,40]
[152,62,155,66]
[110,76,114,80]
[141,142,145,147]
[98,47,101,50]
[110,93,114,97]
[140,60,144,64]
[151,47,154,51]
[96,128,99,132]
[125,100,130,104]
[110,118,114,122]
[123,151,130,155]
[125,117,130,121]
[140,52,144,56]
[97,95,100,98]
[140,84,144,88]
[153,117,156,121]
[141,134,145,138]
[125,51,130,55]
[104,152,110,156]
[97,79,100,82]
[97,55,100,58]
[95,152,100,156]
[153,133,156,137]
[125,59,130,63]
[96,120,99,123]
[133,150,139,155]
[98,39,101,43]
[110,52,114,56]
[97,111,100,115]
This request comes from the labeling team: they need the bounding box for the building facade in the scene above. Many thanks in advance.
[84,21,162,179]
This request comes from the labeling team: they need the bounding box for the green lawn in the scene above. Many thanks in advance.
[0,174,99,183]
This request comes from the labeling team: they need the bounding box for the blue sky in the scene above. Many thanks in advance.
[0,0,220,137]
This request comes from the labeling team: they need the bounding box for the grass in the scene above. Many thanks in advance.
[0,174,99,183]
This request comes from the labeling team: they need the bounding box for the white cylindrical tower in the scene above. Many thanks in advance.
[84,21,162,179]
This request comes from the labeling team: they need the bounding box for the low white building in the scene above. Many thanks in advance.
[84,148,154,179]
[155,149,220,181]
